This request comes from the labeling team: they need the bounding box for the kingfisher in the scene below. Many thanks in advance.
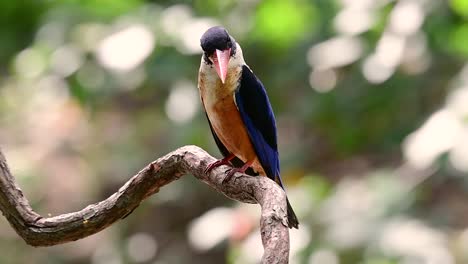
[198,26,299,229]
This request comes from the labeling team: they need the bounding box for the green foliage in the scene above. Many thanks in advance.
[449,23,468,56]
[450,0,468,18]
[254,0,319,49]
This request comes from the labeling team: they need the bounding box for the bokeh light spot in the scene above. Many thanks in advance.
[92,244,122,264]
[51,45,84,77]
[334,8,375,35]
[96,24,155,72]
[375,32,406,68]
[308,248,339,264]
[309,69,337,93]
[188,207,234,251]
[14,48,47,79]
[389,1,424,36]
[126,233,158,263]
[308,36,363,70]
[362,54,395,84]
[403,109,462,169]
[165,81,199,124]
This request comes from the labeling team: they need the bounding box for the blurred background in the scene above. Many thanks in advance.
[1,0,468,263]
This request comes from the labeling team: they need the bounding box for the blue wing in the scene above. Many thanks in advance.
[235,65,284,188]
[234,67,299,228]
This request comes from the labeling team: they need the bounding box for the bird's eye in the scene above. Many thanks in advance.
[210,55,217,63]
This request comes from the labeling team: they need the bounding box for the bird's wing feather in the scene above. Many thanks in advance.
[235,65,283,187]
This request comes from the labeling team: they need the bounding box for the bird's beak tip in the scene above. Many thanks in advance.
[214,48,231,84]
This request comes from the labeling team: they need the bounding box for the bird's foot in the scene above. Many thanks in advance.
[222,160,253,184]
[204,154,235,174]
[222,168,242,183]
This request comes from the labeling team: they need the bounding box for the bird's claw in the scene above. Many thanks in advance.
[204,161,221,174]
[204,155,235,174]
[222,168,239,183]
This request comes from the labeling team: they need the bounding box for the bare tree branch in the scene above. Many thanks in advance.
[0,145,289,263]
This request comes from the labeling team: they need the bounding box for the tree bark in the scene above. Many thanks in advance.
[0,145,289,263]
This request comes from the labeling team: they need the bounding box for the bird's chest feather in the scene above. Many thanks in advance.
[199,63,240,105]
[198,65,257,162]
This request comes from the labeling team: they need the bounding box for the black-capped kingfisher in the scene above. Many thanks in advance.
[198,26,299,229]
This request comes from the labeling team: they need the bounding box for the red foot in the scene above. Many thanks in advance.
[223,160,253,183]
[204,154,235,174]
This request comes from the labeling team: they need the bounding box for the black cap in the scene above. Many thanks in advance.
[200,26,237,56]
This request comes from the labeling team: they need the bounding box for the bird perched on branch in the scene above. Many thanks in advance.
[198,26,299,229]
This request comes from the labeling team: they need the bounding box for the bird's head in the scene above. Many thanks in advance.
[200,26,237,84]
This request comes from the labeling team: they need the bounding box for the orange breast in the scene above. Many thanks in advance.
[211,95,253,154]
[199,67,265,175]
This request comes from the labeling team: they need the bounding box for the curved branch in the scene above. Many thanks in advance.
[0,145,289,263]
